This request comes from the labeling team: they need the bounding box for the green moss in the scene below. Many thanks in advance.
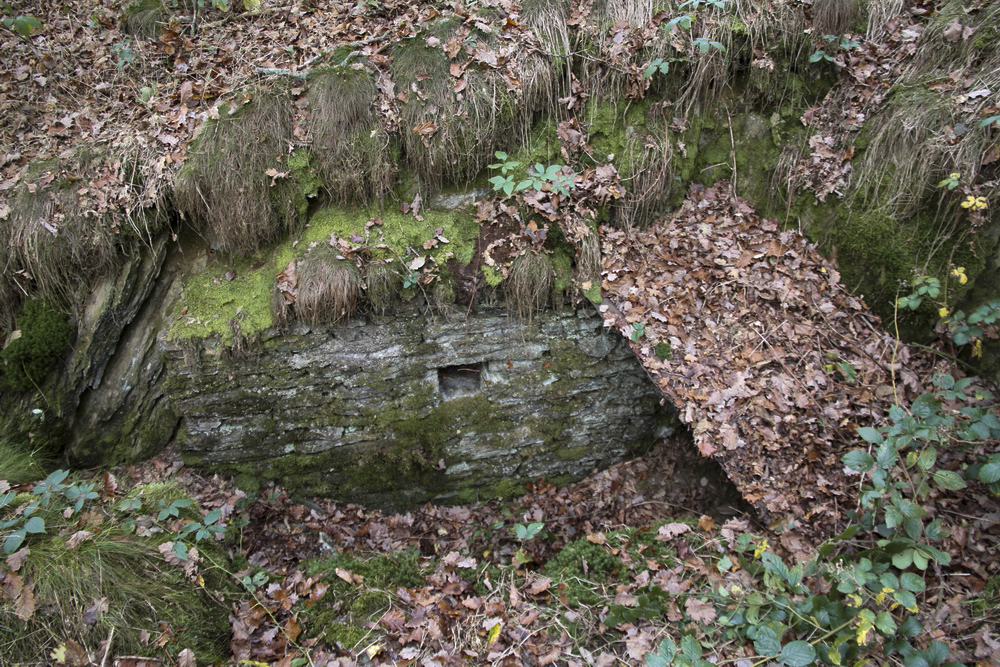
[170,203,479,342]
[307,205,479,267]
[1,299,75,393]
[273,147,323,224]
[302,550,428,646]
[542,537,625,606]
[482,264,504,287]
[320,621,369,649]
[352,393,511,495]
[654,341,673,360]
[582,282,603,304]
[169,251,288,343]
[586,99,654,179]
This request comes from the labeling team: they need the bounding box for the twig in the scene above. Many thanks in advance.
[99,625,114,667]
[254,67,310,80]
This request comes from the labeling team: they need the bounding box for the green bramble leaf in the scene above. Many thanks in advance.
[4,530,26,555]
[900,572,926,593]
[780,641,817,667]
[931,469,966,491]
[23,516,45,534]
[978,461,1000,484]
[844,450,875,473]
[856,426,883,444]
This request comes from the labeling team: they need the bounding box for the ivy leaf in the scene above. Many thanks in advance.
[780,641,817,667]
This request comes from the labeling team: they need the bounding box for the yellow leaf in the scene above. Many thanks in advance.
[50,645,67,663]
[488,620,503,645]
[244,0,261,10]
[938,306,950,318]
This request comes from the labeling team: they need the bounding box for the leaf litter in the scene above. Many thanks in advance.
[600,182,944,532]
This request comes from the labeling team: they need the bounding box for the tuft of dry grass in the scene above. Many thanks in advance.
[812,0,857,38]
[520,0,573,128]
[124,0,167,39]
[855,2,1000,217]
[391,27,523,194]
[507,251,554,320]
[173,91,295,257]
[617,115,675,226]
[5,152,125,315]
[295,246,364,327]
[575,229,602,285]
[365,261,401,314]
[308,68,395,205]
[865,0,906,40]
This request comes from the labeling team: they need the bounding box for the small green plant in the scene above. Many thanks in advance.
[679,0,730,10]
[512,522,544,541]
[1,469,99,554]
[487,154,578,197]
[895,275,941,311]
[487,151,523,195]
[810,34,861,65]
[937,172,961,190]
[1,3,42,37]
[114,39,137,69]
[692,36,726,54]
[630,321,647,342]
[644,56,684,79]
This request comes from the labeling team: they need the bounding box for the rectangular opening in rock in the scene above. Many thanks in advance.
[438,363,482,399]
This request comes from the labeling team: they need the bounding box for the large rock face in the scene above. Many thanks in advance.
[163,305,675,508]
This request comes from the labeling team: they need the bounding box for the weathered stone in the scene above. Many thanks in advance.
[163,304,676,508]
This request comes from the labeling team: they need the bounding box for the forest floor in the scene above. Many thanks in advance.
[2,0,999,665]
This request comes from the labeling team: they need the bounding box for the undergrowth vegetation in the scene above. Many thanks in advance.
[0,470,237,664]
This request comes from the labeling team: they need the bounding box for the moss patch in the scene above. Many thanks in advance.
[1,299,75,394]
[302,550,429,647]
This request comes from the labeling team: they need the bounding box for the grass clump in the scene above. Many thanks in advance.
[391,28,520,194]
[543,535,626,606]
[365,261,402,314]
[812,0,858,37]
[0,437,52,484]
[294,246,364,327]
[174,91,297,256]
[307,68,395,204]
[6,154,121,313]
[123,0,166,38]
[507,251,554,320]
[0,299,74,394]
[0,472,235,663]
